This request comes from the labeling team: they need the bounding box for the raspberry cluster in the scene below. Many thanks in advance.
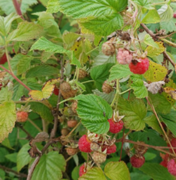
[117,48,133,65]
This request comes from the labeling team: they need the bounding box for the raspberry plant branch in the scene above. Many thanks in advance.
[16,123,33,140]
[119,128,125,161]
[12,0,24,19]
[146,97,176,155]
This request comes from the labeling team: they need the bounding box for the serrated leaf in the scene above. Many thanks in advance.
[144,115,163,134]
[160,110,176,137]
[17,144,32,171]
[149,93,172,114]
[29,79,59,101]
[160,18,176,33]
[5,153,17,163]
[0,13,19,36]
[32,152,66,180]
[146,41,165,57]
[109,64,133,81]
[0,87,12,104]
[80,13,124,36]
[117,97,147,131]
[47,0,60,13]
[26,65,60,78]
[0,102,16,143]
[144,60,167,82]
[79,167,106,180]
[75,94,112,134]
[90,63,114,91]
[130,75,148,98]
[8,22,43,42]
[104,161,130,180]
[0,0,37,15]
[57,0,127,18]
[29,102,54,122]
[144,34,159,48]
[139,163,174,180]
[133,0,153,9]
[158,4,173,22]
[142,9,160,24]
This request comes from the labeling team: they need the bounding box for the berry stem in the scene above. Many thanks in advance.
[146,97,176,155]
[28,118,42,132]
[82,80,95,84]
[111,79,120,108]
[119,128,125,161]
[12,0,24,19]
[66,122,81,138]
[57,98,75,105]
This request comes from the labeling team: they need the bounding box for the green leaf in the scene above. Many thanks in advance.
[144,114,163,134]
[5,153,17,163]
[109,64,133,81]
[117,97,147,131]
[144,34,159,48]
[0,0,37,15]
[30,36,68,54]
[104,161,130,180]
[17,144,32,172]
[92,52,115,68]
[0,87,12,104]
[131,172,151,180]
[0,148,9,162]
[160,18,176,33]
[80,13,124,36]
[57,0,127,18]
[75,94,112,134]
[29,102,54,122]
[160,110,176,137]
[8,22,43,42]
[26,65,59,78]
[0,13,19,36]
[47,0,60,13]
[149,93,171,114]
[32,152,66,180]
[142,9,160,24]
[79,167,106,180]
[158,4,173,22]
[139,163,174,180]
[133,0,153,9]
[130,75,148,98]
[0,102,16,143]
[90,63,114,91]
[130,129,166,146]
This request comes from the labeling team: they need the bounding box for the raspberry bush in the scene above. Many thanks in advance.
[1,0,176,180]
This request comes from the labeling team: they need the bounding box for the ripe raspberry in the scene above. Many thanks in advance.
[53,86,59,96]
[78,69,87,79]
[67,120,78,128]
[78,135,91,153]
[102,81,113,93]
[117,48,133,65]
[66,147,79,156]
[79,164,87,177]
[167,159,176,176]
[108,118,123,134]
[173,13,176,18]
[0,54,7,64]
[160,154,169,168]
[102,42,115,56]
[16,111,28,122]
[102,144,116,154]
[130,155,145,168]
[129,58,149,74]
[92,151,107,164]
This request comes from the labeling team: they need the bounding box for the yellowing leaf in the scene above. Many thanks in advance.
[29,78,60,101]
[0,102,16,143]
[146,41,165,57]
[144,60,167,82]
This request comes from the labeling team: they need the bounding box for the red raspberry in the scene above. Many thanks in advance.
[0,54,7,64]
[173,13,176,18]
[108,118,123,134]
[53,86,59,96]
[167,159,176,176]
[129,58,149,74]
[117,48,133,65]
[16,111,28,122]
[78,135,91,153]
[102,144,116,154]
[79,164,87,177]
[160,154,169,168]
[130,155,145,168]
[169,138,176,153]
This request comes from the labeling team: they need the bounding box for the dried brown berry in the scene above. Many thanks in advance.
[92,151,107,164]
[60,82,77,99]
[79,69,87,79]
[102,42,115,56]
[102,81,113,93]
[71,101,78,114]
[61,128,69,136]
[66,147,79,156]
[67,120,78,128]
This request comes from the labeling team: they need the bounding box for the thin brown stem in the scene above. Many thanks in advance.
[0,164,27,178]
[16,123,33,140]
[146,97,175,155]
[119,128,125,161]
[0,65,31,91]
[12,0,24,19]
